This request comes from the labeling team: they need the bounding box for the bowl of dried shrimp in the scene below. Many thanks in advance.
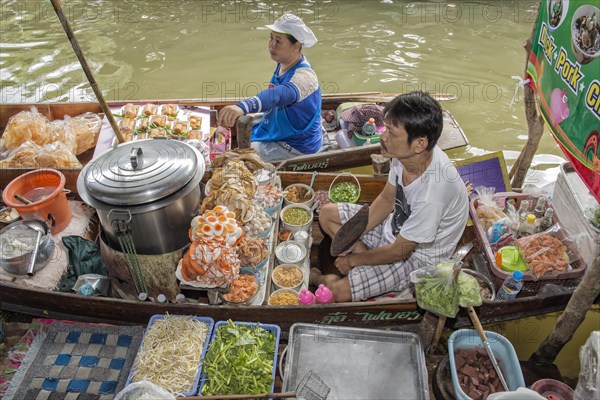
[268,288,300,306]
[219,271,260,306]
[271,264,304,291]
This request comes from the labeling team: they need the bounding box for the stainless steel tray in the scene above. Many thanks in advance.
[282,323,428,399]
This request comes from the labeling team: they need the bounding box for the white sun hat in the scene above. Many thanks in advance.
[265,13,318,48]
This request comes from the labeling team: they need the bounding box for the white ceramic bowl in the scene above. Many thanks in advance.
[275,240,307,265]
[256,163,276,186]
[283,183,315,208]
[271,264,304,291]
[280,204,313,233]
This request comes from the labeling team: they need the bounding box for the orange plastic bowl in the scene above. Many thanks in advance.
[2,169,71,233]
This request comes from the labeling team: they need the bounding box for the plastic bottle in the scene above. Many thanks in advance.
[496,271,524,300]
[335,129,355,148]
[533,197,547,219]
[519,214,537,238]
[537,207,554,233]
[362,118,377,136]
[157,294,168,303]
[298,288,316,305]
[315,284,334,304]
[517,200,530,221]
[516,200,530,236]
[487,220,505,243]
[138,293,154,302]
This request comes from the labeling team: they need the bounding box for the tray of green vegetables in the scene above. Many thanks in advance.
[199,320,280,396]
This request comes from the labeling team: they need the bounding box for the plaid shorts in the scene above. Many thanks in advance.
[338,203,419,301]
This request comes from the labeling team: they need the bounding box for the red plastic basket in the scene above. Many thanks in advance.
[470,192,586,296]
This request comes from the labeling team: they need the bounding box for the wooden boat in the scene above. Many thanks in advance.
[0,93,468,187]
[0,171,587,332]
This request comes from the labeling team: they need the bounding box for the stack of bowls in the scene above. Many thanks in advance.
[0,220,55,275]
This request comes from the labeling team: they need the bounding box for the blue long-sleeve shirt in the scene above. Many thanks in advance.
[236,56,322,154]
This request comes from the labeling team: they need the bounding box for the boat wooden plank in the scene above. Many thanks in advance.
[0,98,467,184]
[0,281,423,331]
[0,99,467,151]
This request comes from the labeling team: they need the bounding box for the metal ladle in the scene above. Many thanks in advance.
[22,220,49,276]
[303,171,318,201]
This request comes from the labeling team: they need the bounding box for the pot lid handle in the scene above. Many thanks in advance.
[130,147,143,169]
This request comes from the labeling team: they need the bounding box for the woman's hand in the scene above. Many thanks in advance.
[218,105,244,128]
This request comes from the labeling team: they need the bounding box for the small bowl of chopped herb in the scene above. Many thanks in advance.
[329,173,361,204]
[280,204,313,233]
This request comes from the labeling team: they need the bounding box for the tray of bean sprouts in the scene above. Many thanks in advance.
[126,314,214,396]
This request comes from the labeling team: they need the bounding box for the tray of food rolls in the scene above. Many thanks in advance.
[114,102,207,142]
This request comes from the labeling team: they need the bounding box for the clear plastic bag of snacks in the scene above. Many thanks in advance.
[3,106,49,150]
[47,119,77,154]
[0,141,82,169]
[475,186,507,231]
[513,224,582,278]
[68,112,103,154]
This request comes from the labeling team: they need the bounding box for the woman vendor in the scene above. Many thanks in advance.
[218,13,323,162]
[311,92,469,302]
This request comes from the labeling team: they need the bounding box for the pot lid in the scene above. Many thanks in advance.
[81,140,203,205]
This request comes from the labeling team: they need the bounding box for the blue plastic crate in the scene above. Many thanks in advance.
[448,329,525,400]
[125,314,214,396]
[199,320,281,396]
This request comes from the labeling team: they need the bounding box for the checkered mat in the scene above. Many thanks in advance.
[4,321,143,400]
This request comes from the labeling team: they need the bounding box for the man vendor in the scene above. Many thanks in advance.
[218,13,322,162]
[312,91,469,302]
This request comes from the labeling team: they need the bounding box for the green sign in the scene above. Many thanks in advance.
[527,0,600,200]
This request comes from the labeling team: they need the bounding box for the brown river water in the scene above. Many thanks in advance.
[0,0,566,185]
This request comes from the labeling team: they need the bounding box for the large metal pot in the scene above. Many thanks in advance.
[77,139,205,255]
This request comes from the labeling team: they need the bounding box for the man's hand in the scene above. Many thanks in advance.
[218,105,244,128]
[335,254,355,275]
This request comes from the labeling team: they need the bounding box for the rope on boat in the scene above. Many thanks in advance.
[112,219,147,295]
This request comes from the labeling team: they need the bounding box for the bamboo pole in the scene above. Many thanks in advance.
[49,0,125,144]
[509,38,545,188]
[530,255,600,363]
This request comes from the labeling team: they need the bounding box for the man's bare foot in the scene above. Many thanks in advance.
[309,268,323,287]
